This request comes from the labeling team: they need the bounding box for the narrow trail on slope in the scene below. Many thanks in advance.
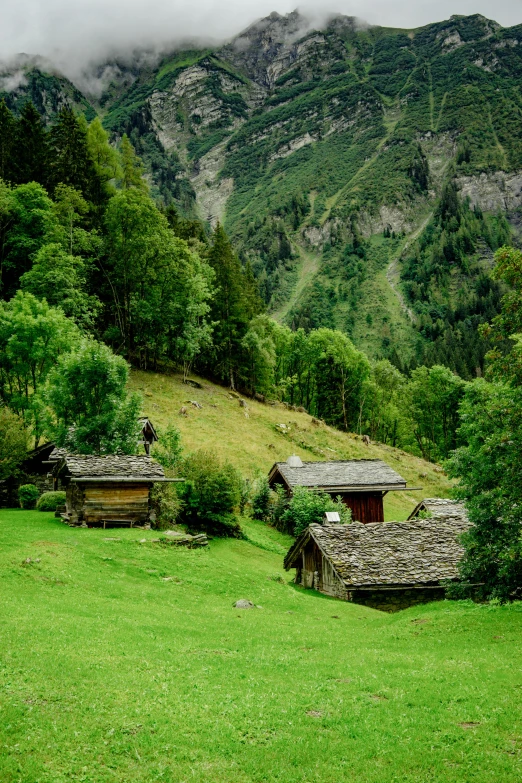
[271,241,320,323]
[386,214,432,323]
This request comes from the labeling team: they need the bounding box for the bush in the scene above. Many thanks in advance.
[155,425,182,470]
[269,485,290,531]
[36,491,66,512]
[149,483,181,530]
[280,487,352,537]
[252,476,271,520]
[18,484,40,510]
[177,450,243,537]
[239,477,252,515]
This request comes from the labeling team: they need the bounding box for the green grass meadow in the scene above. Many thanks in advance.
[1,510,522,782]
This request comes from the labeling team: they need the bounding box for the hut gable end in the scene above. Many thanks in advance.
[408,498,468,521]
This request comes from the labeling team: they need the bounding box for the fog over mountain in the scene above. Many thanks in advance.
[1,0,521,84]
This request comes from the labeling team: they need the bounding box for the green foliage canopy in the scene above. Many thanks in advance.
[447,380,522,602]
[280,486,352,537]
[44,339,142,455]
[0,408,28,481]
[0,291,80,442]
[178,450,242,537]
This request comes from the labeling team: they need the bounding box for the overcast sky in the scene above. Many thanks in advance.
[1,0,521,79]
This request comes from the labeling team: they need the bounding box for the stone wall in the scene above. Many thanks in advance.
[349,587,447,612]
[295,568,448,611]
[0,473,55,509]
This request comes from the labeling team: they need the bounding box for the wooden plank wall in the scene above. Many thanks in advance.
[301,541,318,588]
[299,541,349,600]
[340,492,384,523]
[82,482,150,524]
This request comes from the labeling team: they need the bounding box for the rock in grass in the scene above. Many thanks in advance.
[233,599,254,609]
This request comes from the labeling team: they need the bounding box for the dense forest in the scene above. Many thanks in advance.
[0,97,473,466]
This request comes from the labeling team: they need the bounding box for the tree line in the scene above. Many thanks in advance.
[0,98,469,465]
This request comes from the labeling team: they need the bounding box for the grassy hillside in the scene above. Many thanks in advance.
[128,368,452,521]
[1,510,521,783]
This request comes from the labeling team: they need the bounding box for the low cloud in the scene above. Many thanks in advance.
[0,1,520,89]
[0,70,28,93]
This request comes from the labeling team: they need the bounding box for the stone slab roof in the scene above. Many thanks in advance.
[48,447,67,462]
[284,516,470,587]
[408,497,468,521]
[55,454,165,480]
[270,459,406,491]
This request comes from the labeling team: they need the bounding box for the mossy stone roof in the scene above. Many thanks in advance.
[270,459,407,491]
[284,515,470,588]
[55,454,165,481]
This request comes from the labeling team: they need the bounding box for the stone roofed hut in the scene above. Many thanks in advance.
[408,497,468,521]
[54,455,174,528]
[284,513,470,611]
[269,457,419,523]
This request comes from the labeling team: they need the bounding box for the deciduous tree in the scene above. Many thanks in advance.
[0,408,28,480]
[44,339,142,454]
[0,291,80,443]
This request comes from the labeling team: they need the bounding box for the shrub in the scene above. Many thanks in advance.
[36,491,66,512]
[18,484,40,510]
[252,476,271,520]
[270,485,290,531]
[280,487,352,537]
[155,425,182,470]
[239,477,252,515]
[149,483,181,530]
[177,450,243,537]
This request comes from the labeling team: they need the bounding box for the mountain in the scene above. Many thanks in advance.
[1,11,522,374]
[0,55,96,120]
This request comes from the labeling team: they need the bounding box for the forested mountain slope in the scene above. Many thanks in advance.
[1,11,522,372]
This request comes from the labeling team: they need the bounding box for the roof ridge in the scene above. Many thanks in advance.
[276,458,389,464]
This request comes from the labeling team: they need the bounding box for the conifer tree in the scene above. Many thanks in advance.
[49,107,99,203]
[242,259,264,321]
[16,102,49,186]
[119,134,147,191]
[0,100,16,183]
[207,224,251,388]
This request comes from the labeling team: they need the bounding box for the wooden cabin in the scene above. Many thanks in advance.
[53,454,169,528]
[284,514,470,611]
[269,456,417,523]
